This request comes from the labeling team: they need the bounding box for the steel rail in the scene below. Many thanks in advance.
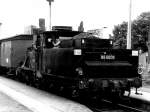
[102,99,145,112]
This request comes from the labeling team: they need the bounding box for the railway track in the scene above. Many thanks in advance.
[4,75,150,112]
[86,98,148,112]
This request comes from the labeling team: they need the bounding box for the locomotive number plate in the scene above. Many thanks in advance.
[100,55,115,60]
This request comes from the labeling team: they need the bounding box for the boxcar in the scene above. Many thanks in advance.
[0,34,33,74]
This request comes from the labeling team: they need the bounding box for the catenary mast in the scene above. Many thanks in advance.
[127,0,132,49]
[46,0,54,31]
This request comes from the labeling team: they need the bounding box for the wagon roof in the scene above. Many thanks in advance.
[43,31,81,37]
[0,34,33,42]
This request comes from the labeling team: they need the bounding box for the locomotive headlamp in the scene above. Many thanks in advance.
[132,50,138,56]
[81,39,85,44]
[110,40,113,45]
[75,67,83,75]
[74,49,82,55]
[138,64,144,74]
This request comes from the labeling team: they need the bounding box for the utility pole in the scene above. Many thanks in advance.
[0,23,2,35]
[127,0,132,49]
[46,0,54,31]
[147,24,150,64]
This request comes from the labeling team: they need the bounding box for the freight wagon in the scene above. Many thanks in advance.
[0,34,33,74]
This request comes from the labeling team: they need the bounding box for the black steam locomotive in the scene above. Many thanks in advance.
[0,26,142,99]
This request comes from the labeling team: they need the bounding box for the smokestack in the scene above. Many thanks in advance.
[39,18,46,31]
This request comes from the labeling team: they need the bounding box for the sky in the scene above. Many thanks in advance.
[0,0,150,38]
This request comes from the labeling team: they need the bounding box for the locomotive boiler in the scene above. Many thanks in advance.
[15,27,142,99]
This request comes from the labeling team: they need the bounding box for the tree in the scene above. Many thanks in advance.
[112,12,150,52]
[112,22,127,49]
[78,21,84,32]
[132,18,149,51]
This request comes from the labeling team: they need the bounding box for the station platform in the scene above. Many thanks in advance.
[125,87,150,103]
[0,76,92,112]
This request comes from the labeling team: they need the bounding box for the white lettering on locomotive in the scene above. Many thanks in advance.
[101,55,115,60]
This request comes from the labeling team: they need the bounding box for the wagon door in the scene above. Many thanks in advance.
[1,41,11,67]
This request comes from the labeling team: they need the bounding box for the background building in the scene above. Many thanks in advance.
[24,25,37,35]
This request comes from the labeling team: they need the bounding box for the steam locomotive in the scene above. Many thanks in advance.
[0,26,142,99]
